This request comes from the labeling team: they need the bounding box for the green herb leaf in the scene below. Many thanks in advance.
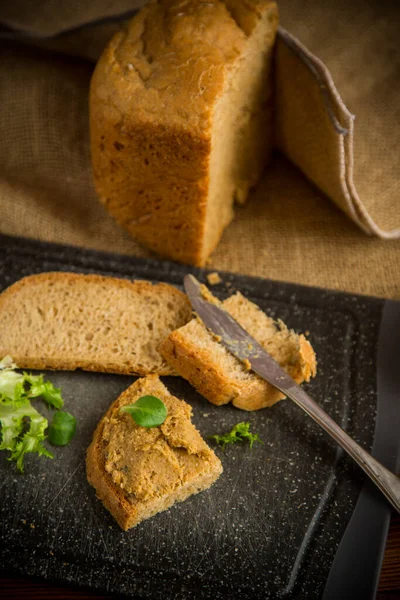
[9,410,54,472]
[48,411,77,446]
[210,421,262,450]
[0,369,25,402]
[120,395,167,428]
[0,393,53,472]
[0,356,72,472]
[23,373,64,409]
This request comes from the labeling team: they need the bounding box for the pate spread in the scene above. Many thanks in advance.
[101,387,213,503]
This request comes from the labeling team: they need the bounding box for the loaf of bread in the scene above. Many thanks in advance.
[0,272,191,375]
[160,290,317,410]
[90,0,279,266]
[86,376,223,530]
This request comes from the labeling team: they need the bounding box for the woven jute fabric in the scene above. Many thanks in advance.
[0,0,399,299]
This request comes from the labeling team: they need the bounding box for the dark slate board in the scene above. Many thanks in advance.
[0,234,397,600]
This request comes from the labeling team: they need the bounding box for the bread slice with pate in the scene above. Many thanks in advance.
[86,375,223,530]
[0,272,191,375]
[160,289,317,411]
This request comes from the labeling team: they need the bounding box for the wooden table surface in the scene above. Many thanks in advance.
[1,513,399,599]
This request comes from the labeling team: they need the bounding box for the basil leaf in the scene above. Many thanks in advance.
[120,395,167,428]
[48,411,76,446]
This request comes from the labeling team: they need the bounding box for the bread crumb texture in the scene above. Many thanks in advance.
[86,376,223,530]
[160,290,317,410]
[207,272,222,285]
[90,0,279,266]
[0,272,191,375]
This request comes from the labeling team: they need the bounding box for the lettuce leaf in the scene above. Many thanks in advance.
[23,373,63,409]
[0,357,64,472]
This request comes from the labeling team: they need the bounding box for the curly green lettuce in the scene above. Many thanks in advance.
[0,356,64,472]
[210,421,263,450]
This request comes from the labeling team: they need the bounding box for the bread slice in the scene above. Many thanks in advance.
[160,290,317,411]
[0,272,191,375]
[90,0,279,266]
[86,375,223,530]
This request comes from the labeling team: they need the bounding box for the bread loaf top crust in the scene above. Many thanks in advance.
[91,0,278,136]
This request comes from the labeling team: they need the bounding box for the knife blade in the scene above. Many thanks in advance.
[183,274,400,513]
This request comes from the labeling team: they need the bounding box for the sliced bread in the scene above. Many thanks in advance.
[0,272,191,375]
[160,290,317,411]
[86,375,223,530]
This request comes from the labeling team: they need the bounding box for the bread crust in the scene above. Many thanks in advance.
[161,331,316,411]
[90,0,278,266]
[232,335,316,410]
[159,290,316,411]
[0,272,191,375]
[91,120,211,266]
[86,376,223,530]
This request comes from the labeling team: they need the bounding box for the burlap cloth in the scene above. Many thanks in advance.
[1,0,399,299]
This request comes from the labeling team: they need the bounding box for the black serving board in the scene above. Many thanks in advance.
[0,235,398,600]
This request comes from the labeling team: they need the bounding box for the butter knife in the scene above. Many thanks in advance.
[183,274,400,513]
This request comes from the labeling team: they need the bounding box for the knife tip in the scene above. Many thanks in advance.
[183,273,200,293]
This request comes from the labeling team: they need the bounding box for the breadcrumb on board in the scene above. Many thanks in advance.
[206,272,222,285]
